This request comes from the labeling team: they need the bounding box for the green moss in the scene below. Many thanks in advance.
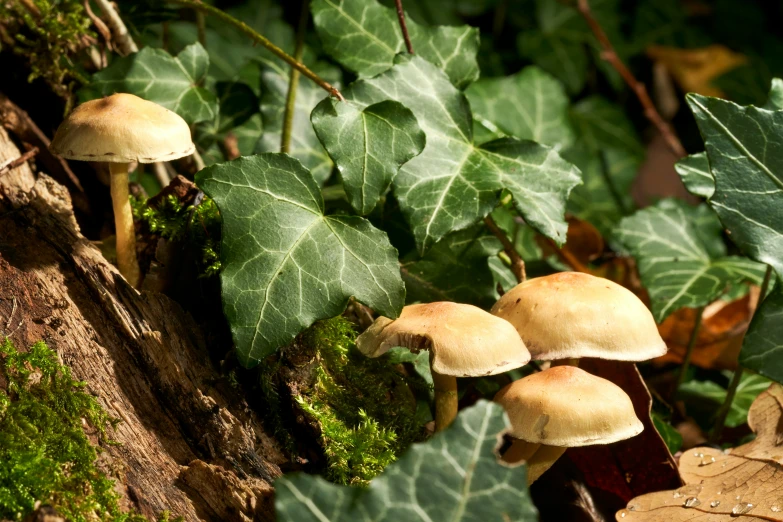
[0,339,175,522]
[295,318,426,486]
[131,194,221,277]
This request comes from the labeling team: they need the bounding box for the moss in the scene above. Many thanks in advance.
[0,339,177,522]
[294,318,427,486]
[131,194,221,277]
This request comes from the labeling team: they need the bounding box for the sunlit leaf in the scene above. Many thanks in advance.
[675,152,715,199]
[741,285,783,384]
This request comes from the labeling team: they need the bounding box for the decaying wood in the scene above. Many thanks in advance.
[0,126,284,521]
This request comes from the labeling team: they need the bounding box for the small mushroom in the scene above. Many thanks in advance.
[50,93,195,287]
[491,272,666,363]
[357,302,530,431]
[495,365,643,484]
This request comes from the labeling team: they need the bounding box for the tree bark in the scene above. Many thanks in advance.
[0,126,284,521]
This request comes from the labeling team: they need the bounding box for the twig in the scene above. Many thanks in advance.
[83,0,113,51]
[673,306,705,399]
[576,0,686,158]
[166,0,344,101]
[393,0,414,54]
[709,264,773,443]
[93,0,138,55]
[544,237,590,274]
[0,147,39,175]
[484,215,526,283]
[281,0,308,154]
[196,11,207,47]
[152,162,171,188]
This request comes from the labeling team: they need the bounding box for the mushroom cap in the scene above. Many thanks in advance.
[356,302,531,377]
[491,272,666,361]
[494,366,643,446]
[50,93,195,163]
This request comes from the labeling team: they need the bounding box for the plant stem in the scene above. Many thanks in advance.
[673,306,705,398]
[94,0,138,55]
[166,0,343,101]
[484,215,526,283]
[196,11,207,47]
[393,0,414,54]
[575,0,686,158]
[281,0,308,154]
[709,264,773,443]
[543,237,590,274]
[599,150,630,215]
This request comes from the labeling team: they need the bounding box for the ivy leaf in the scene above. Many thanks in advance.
[401,226,502,309]
[255,61,340,185]
[275,401,538,522]
[764,78,783,110]
[311,0,479,89]
[740,286,783,383]
[344,54,581,253]
[687,93,783,279]
[570,96,645,156]
[311,98,426,215]
[651,412,683,454]
[465,66,575,150]
[614,199,766,322]
[679,371,771,428]
[675,152,715,199]
[80,43,218,125]
[195,81,261,163]
[196,154,404,366]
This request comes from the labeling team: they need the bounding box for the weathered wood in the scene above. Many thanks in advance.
[0,126,283,521]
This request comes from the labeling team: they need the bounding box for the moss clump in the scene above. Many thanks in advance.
[0,339,160,521]
[294,318,426,486]
[131,194,221,277]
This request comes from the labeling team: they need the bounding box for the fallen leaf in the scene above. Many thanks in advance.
[617,383,783,521]
[646,45,747,98]
[568,359,682,504]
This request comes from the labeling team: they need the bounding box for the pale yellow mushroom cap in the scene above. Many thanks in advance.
[491,272,666,361]
[50,93,195,163]
[495,366,643,446]
[356,302,531,377]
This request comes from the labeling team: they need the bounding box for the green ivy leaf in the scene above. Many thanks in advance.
[345,54,581,253]
[80,43,218,125]
[764,78,783,110]
[311,98,426,215]
[311,0,479,89]
[570,96,645,156]
[465,66,575,150]
[275,401,538,522]
[195,81,261,164]
[614,199,765,322]
[401,226,502,309]
[679,371,771,428]
[651,411,683,454]
[675,152,715,199]
[687,93,783,279]
[740,285,783,383]
[196,154,404,366]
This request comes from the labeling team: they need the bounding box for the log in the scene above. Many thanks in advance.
[0,125,284,521]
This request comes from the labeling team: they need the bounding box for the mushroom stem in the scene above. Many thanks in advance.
[432,370,458,432]
[109,162,140,287]
[501,439,540,464]
[502,440,566,484]
[551,358,580,368]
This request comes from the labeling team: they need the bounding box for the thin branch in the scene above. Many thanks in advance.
[196,11,207,47]
[0,147,39,175]
[673,306,705,399]
[281,0,309,154]
[93,0,138,55]
[576,0,686,158]
[543,237,590,274]
[394,0,414,54]
[484,216,526,283]
[166,0,344,101]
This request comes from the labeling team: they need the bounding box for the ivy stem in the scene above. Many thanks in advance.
[165,0,344,101]
[281,0,309,154]
[196,11,207,48]
[393,0,414,54]
[484,215,526,283]
[575,0,686,158]
[543,237,589,274]
[673,306,705,399]
[709,264,773,443]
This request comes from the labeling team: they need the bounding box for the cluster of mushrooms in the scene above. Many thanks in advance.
[357,271,667,483]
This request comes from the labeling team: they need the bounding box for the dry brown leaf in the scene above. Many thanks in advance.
[537,216,606,268]
[655,288,760,370]
[646,45,747,98]
[616,384,783,521]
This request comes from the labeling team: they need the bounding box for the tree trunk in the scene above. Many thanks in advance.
[0,126,284,521]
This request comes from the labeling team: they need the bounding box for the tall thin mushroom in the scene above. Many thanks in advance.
[51,94,195,287]
[357,302,531,431]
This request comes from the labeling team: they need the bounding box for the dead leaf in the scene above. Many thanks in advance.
[617,383,783,521]
[568,360,682,503]
[656,288,759,371]
[647,45,747,98]
[537,216,605,268]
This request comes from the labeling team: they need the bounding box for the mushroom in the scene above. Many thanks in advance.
[494,365,643,483]
[491,272,666,363]
[357,302,531,431]
[50,93,195,287]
